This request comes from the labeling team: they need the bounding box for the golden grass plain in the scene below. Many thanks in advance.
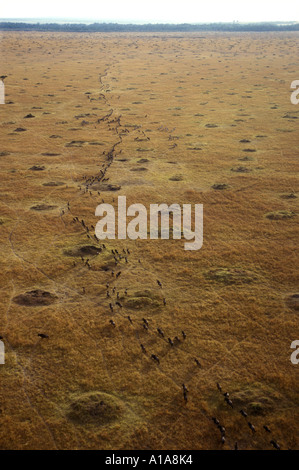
[0,31,298,450]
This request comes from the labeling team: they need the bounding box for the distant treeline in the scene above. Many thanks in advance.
[1,22,299,32]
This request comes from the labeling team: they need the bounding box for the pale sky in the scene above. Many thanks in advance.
[1,0,298,23]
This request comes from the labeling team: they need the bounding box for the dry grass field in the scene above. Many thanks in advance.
[0,31,298,450]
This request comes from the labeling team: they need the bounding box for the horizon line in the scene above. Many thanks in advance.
[1,19,299,25]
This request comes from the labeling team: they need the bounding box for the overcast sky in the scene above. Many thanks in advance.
[1,0,298,23]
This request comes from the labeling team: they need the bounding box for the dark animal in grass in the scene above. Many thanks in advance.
[270,440,280,450]
[240,409,248,418]
[218,426,225,435]
[264,425,271,433]
[109,320,116,327]
[140,344,146,353]
[151,354,160,364]
[225,397,233,408]
[217,383,222,392]
[157,328,164,337]
[248,422,256,433]
[157,280,162,288]
[38,333,49,339]
[194,358,201,367]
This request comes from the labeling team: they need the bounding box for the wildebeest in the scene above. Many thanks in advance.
[218,425,225,435]
[264,425,271,433]
[225,397,233,409]
[109,320,116,327]
[157,328,164,337]
[151,354,160,364]
[248,422,256,433]
[270,440,280,450]
[240,409,248,418]
[38,333,49,339]
[212,417,220,426]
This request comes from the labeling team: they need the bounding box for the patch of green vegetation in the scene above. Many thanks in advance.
[205,268,258,284]
[125,290,162,309]
[67,392,124,426]
[265,211,296,220]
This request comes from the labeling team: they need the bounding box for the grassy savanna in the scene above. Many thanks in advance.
[0,31,298,450]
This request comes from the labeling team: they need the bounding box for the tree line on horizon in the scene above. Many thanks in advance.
[0,21,299,32]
